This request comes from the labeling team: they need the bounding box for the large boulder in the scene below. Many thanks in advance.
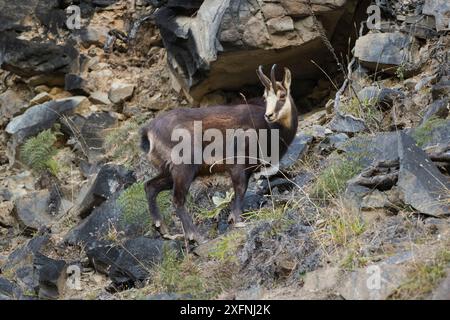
[0,32,78,80]
[154,0,355,101]
[5,96,89,144]
[397,133,450,217]
[108,237,180,289]
[354,32,420,74]
[69,164,135,219]
[423,0,450,32]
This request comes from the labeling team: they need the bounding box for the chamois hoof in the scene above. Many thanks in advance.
[154,220,169,236]
[227,213,242,224]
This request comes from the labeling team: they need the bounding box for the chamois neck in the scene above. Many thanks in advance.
[280,97,298,143]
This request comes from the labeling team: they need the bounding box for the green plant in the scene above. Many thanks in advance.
[117,182,150,228]
[208,231,245,263]
[117,182,173,232]
[392,248,450,299]
[104,117,147,168]
[412,117,447,147]
[395,63,406,81]
[340,97,382,130]
[152,247,206,299]
[312,152,365,200]
[20,129,60,175]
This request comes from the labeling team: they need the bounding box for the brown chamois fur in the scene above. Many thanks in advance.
[140,65,298,243]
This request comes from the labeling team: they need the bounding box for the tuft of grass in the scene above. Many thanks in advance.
[340,97,382,130]
[20,129,60,175]
[117,182,173,231]
[391,248,450,299]
[104,117,147,168]
[208,231,245,263]
[412,116,447,147]
[312,152,365,200]
[117,182,151,229]
[152,248,206,299]
[328,212,365,246]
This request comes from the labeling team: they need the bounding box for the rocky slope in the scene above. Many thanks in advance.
[0,0,449,300]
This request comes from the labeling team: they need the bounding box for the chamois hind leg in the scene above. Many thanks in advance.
[228,165,251,225]
[171,166,205,244]
[144,173,173,236]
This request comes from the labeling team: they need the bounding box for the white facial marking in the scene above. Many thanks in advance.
[265,90,278,118]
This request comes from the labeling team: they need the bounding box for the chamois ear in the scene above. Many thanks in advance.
[283,68,292,91]
[256,65,271,91]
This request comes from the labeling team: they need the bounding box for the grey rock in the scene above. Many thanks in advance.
[109,237,180,289]
[303,267,341,293]
[432,271,450,300]
[266,16,294,34]
[65,74,92,96]
[0,88,31,126]
[89,91,111,105]
[64,195,145,247]
[421,99,449,124]
[108,82,135,104]
[431,78,450,100]
[381,251,415,265]
[77,26,109,48]
[317,133,349,154]
[14,190,66,233]
[339,132,401,167]
[338,264,408,300]
[423,0,450,32]
[155,0,351,100]
[3,235,49,272]
[397,132,450,217]
[328,113,367,134]
[418,119,450,149]
[5,96,88,144]
[33,253,67,300]
[29,92,52,106]
[279,132,313,170]
[0,32,77,79]
[0,277,22,300]
[354,33,419,73]
[86,241,122,275]
[357,86,380,102]
[69,164,135,219]
[360,190,390,211]
[243,190,266,212]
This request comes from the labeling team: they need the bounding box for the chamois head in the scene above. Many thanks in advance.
[256,64,293,127]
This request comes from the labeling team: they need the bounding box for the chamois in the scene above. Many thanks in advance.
[140,65,298,243]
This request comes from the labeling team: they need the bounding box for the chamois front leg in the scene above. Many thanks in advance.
[172,166,205,244]
[144,173,173,236]
[228,166,251,226]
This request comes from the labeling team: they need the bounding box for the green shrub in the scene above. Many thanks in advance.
[412,117,447,147]
[208,231,245,263]
[117,182,172,230]
[153,247,205,299]
[104,117,147,168]
[312,152,365,199]
[20,129,60,175]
